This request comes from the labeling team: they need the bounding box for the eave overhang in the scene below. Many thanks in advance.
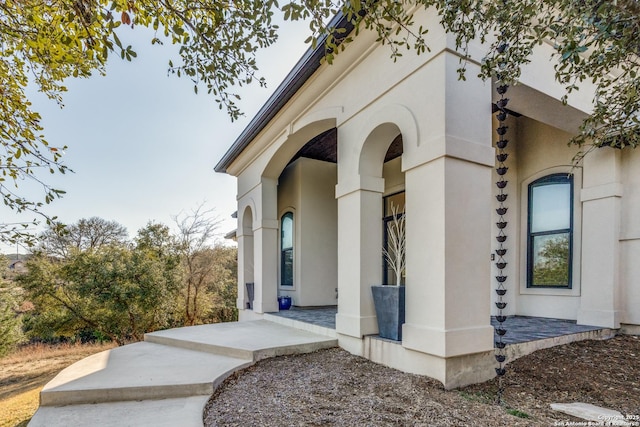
[214,12,352,174]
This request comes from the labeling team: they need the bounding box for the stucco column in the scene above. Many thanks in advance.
[236,233,253,310]
[335,175,385,339]
[402,157,495,358]
[401,52,494,359]
[252,178,279,313]
[578,148,623,328]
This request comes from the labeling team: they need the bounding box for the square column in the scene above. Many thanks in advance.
[252,178,280,314]
[401,50,495,362]
[578,148,623,328]
[236,232,254,310]
[402,156,495,358]
[335,177,385,339]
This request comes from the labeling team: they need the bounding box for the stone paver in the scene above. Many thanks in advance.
[267,306,337,329]
[268,308,606,347]
[492,316,602,344]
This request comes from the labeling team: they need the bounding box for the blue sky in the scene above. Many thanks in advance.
[2,19,310,254]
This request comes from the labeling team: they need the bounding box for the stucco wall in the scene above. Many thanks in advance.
[223,3,640,389]
[277,160,300,304]
[299,158,338,306]
[489,112,640,328]
[277,158,338,306]
[620,150,640,325]
[491,115,584,320]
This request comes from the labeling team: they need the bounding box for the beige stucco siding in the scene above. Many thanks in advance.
[299,158,338,306]
[620,150,640,325]
[490,115,584,319]
[224,3,640,389]
[277,158,338,306]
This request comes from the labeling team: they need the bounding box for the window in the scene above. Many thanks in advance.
[280,212,294,286]
[527,174,573,288]
[383,192,405,286]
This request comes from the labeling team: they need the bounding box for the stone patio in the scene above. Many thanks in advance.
[268,306,607,346]
[267,306,337,329]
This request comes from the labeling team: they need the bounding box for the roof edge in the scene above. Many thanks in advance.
[214,12,352,174]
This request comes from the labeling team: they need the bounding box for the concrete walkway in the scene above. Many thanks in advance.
[29,320,337,427]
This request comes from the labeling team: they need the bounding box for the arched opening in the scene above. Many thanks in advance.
[382,135,405,285]
[240,206,255,309]
[358,124,405,287]
[334,106,419,339]
[275,127,338,307]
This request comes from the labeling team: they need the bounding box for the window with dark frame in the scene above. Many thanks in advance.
[280,212,294,287]
[527,174,573,288]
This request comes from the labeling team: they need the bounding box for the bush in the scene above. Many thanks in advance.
[0,287,24,357]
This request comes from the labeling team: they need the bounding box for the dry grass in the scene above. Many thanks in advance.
[0,388,41,427]
[0,342,116,427]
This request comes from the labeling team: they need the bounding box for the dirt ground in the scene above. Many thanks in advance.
[204,335,640,426]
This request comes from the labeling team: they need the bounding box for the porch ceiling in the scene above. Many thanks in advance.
[291,128,338,163]
[288,129,403,165]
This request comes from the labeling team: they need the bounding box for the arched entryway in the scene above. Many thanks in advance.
[238,205,255,310]
[274,128,339,307]
[240,116,339,313]
[335,119,408,341]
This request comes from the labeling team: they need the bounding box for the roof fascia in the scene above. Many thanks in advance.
[214,12,353,174]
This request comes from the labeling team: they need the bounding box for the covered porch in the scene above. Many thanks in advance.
[266,307,615,351]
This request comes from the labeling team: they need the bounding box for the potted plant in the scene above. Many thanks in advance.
[278,295,292,310]
[371,203,406,341]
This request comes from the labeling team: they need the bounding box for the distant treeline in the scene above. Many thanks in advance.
[0,211,237,356]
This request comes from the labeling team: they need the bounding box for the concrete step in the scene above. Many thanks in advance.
[145,319,338,361]
[30,396,210,427]
[32,320,339,427]
[39,341,252,406]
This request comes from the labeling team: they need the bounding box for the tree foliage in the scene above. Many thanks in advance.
[173,204,227,325]
[286,0,640,152]
[205,245,238,324]
[1,0,279,242]
[3,0,639,243]
[16,216,237,344]
[135,221,177,255]
[0,280,25,356]
[17,218,171,343]
[39,216,129,259]
[533,234,570,286]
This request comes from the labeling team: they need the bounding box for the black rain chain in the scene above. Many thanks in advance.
[493,58,510,405]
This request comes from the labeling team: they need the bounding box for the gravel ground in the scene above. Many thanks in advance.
[204,335,640,426]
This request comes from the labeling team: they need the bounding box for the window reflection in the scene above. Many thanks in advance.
[532,233,570,287]
[531,183,570,232]
[527,175,573,288]
[281,213,293,286]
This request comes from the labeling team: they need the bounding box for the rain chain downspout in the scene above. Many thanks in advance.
[493,65,510,404]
